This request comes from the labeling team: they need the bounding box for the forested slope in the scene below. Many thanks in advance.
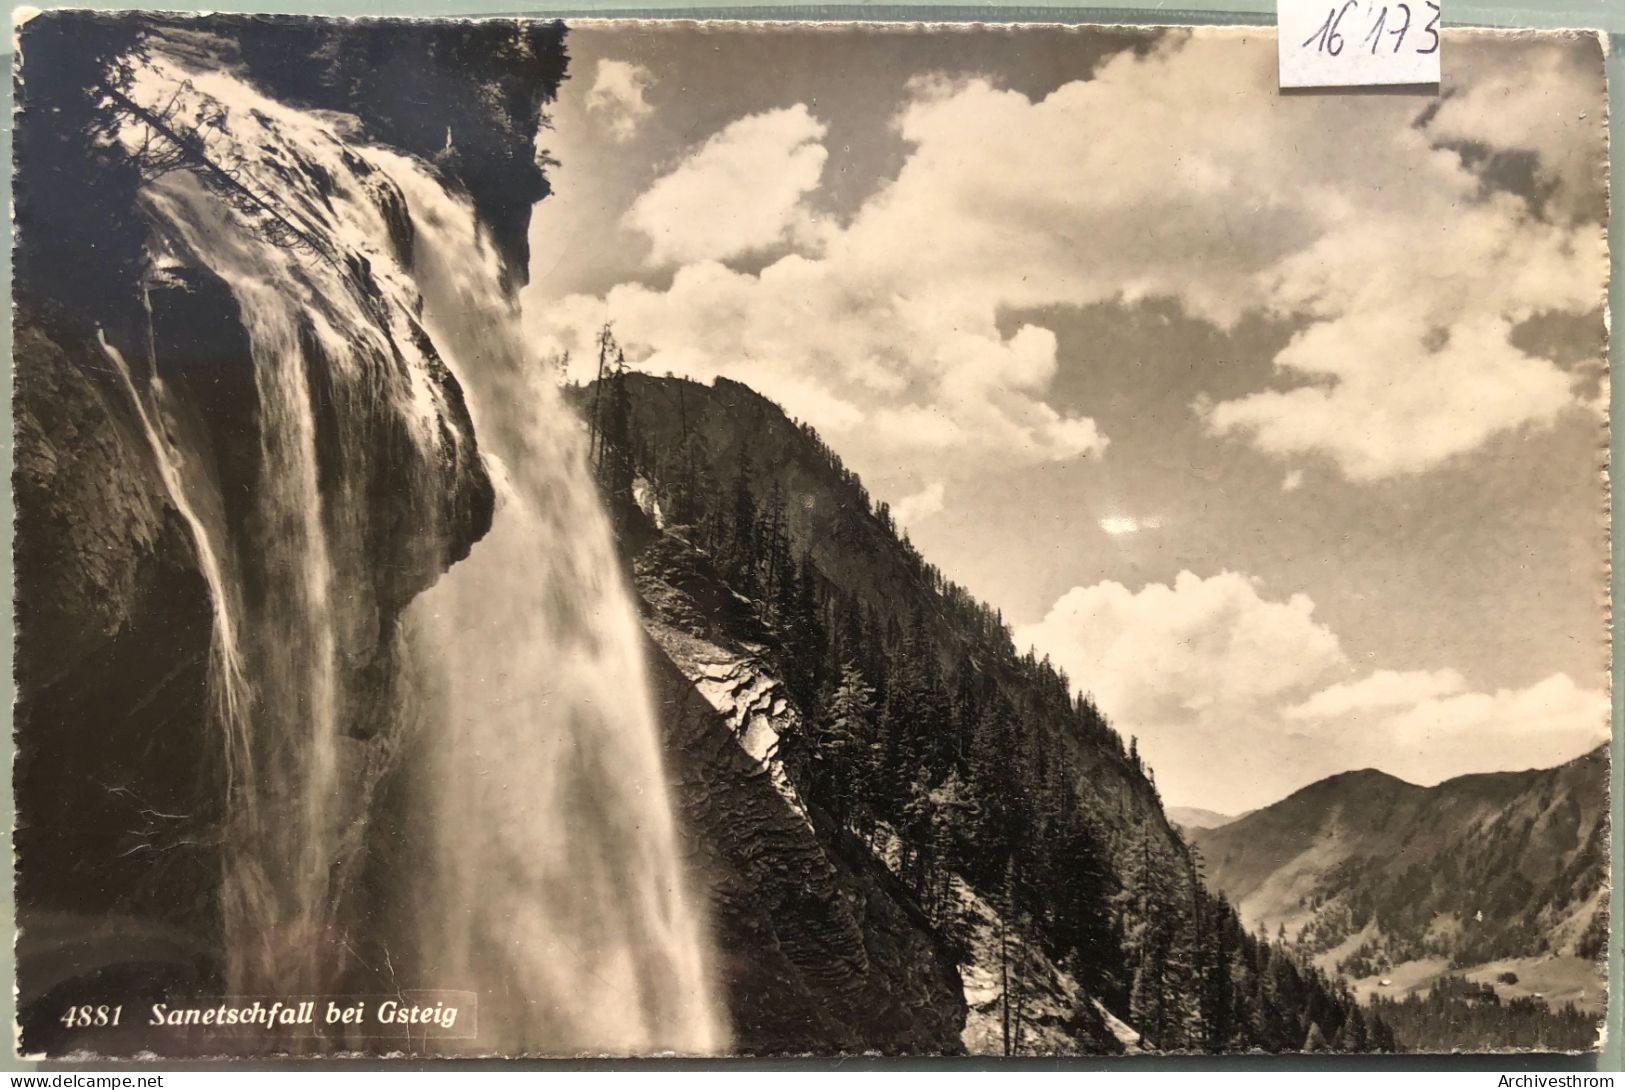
[576,365,1396,1053]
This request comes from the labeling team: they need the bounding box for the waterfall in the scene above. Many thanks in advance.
[383,151,725,1055]
[99,327,250,783]
[104,32,723,1054]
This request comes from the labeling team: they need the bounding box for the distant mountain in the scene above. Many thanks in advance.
[1191,747,1608,1016]
[1167,806,1242,831]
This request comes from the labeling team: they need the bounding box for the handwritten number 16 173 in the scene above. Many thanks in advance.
[1302,0,1439,57]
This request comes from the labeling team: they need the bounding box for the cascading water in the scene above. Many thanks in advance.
[103,30,723,1053]
[383,151,725,1056]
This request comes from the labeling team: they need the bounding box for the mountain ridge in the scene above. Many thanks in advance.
[1191,744,1607,1016]
[1263,751,1608,804]
[1167,806,1243,831]
[581,368,1397,1053]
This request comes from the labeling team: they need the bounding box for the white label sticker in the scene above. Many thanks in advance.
[1278,0,1441,88]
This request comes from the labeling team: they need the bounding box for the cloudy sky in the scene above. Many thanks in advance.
[521,23,1609,813]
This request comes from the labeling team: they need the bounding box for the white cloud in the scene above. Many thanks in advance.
[537,255,1107,473]
[625,105,830,266]
[893,480,947,527]
[585,60,655,142]
[1281,469,1304,492]
[1284,668,1467,720]
[1426,34,1607,224]
[1287,670,1608,786]
[1194,35,1607,478]
[1099,514,1163,535]
[1376,673,1609,781]
[1015,570,1353,811]
[536,30,1605,492]
[1016,571,1344,727]
[1204,209,1600,480]
[1021,573,1606,810]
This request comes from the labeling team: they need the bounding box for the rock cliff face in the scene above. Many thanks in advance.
[230,15,567,283]
[627,522,1121,1055]
[13,314,227,1015]
[12,12,558,1052]
[634,532,967,1054]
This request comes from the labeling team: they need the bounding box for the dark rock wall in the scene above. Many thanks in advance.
[11,12,535,1053]
[232,14,568,284]
[13,317,225,1024]
[645,634,966,1055]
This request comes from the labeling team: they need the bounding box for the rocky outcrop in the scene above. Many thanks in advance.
[634,532,966,1054]
[943,875,1119,1055]
[231,13,567,283]
[13,314,226,1023]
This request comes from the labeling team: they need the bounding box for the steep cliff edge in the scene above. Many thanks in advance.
[593,383,1145,1053]
[12,13,560,1051]
[635,532,967,1053]
[628,512,1118,1055]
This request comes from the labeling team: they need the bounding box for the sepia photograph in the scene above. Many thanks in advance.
[10,11,1610,1059]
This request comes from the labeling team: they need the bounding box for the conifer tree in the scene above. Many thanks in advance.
[726,447,759,595]
[810,660,878,821]
[598,347,635,500]
[760,479,789,599]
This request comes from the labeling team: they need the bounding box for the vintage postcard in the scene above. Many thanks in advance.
[11,12,1609,1058]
